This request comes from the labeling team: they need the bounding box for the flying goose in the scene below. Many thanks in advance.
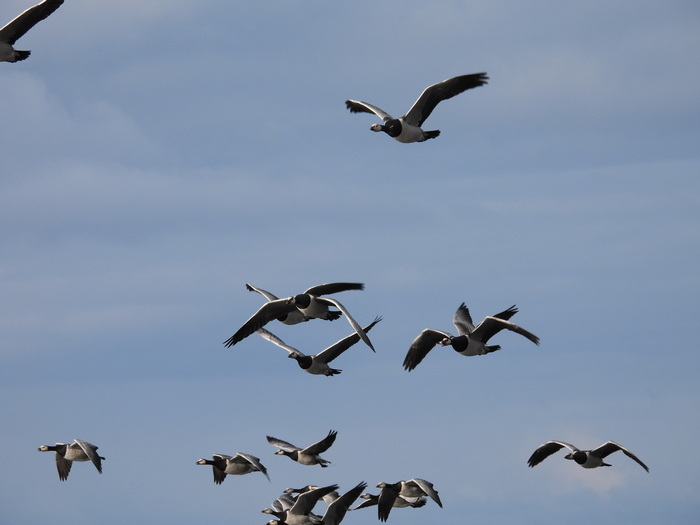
[353,492,427,510]
[345,73,488,142]
[38,438,104,481]
[246,283,342,325]
[224,282,374,351]
[403,303,539,371]
[196,452,270,483]
[0,0,63,62]
[262,484,339,525]
[256,316,382,376]
[267,429,337,467]
[376,478,442,522]
[527,440,649,472]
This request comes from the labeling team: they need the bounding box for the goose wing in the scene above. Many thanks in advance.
[223,298,296,347]
[353,493,378,509]
[492,304,518,321]
[302,429,337,455]
[266,435,301,452]
[246,283,279,301]
[345,100,394,123]
[0,0,63,45]
[209,454,229,484]
[471,316,540,345]
[403,72,489,127]
[408,478,442,507]
[527,440,579,467]
[74,439,103,474]
[51,443,72,481]
[323,481,367,525]
[592,441,649,472]
[316,316,382,363]
[304,282,364,296]
[273,493,296,512]
[403,328,452,371]
[377,483,400,522]
[453,303,475,335]
[315,297,375,351]
[235,452,271,480]
[256,328,306,356]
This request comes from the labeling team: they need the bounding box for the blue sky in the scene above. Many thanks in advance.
[1,0,699,523]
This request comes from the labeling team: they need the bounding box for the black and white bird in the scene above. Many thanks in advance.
[403,303,539,371]
[224,282,374,351]
[196,452,270,484]
[38,439,104,481]
[376,479,442,522]
[345,73,488,142]
[0,0,63,63]
[245,283,342,325]
[256,316,382,376]
[267,430,337,467]
[527,440,649,472]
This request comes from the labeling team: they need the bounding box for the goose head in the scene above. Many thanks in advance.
[372,119,402,137]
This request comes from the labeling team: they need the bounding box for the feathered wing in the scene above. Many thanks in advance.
[303,429,337,455]
[345,100,394,122]
[223,299,296,347]
[403,72,489,127]
[54,447,72,481]
[210,454,230,484]
[272,493,295,512]
[377,484,400,521]
[256,328,305,356]
[377,485,399,521]
[403,328,452,371]
[266,435,301,452]
[527,440,578,467]
[235,452,271,480]
[304,282,364,296]
[0,0,63,45]
[245,283,279,301]
[316,316,382,363]
[492,304,518,321]
[74,439,103,474]
[323,481,367,525]
[593,441,649,472]
[316,297,375,351]
[409,478,442,507]
[471,316,540,345]
[353,494,378,509]
[452,303,475,335]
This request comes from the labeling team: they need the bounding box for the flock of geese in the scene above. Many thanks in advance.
[9,0,649,522]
